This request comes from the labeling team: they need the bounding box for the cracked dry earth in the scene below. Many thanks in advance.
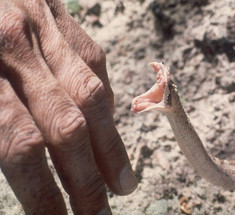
[0,0,235,214]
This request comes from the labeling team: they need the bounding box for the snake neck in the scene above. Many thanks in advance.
[165,101,235,190]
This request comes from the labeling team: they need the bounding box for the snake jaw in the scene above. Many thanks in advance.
[131,62,173,113]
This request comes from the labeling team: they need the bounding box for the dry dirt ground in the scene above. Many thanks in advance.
[0,0,234,214]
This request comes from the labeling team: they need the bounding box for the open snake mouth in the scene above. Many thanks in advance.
[131,62,171,113]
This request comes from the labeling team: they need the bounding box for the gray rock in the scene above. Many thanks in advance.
[145,199,168,215]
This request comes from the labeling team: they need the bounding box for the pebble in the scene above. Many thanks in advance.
[145,199,168,215]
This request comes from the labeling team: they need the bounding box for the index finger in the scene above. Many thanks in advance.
[40,0,138,195]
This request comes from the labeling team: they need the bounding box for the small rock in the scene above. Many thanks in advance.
[146,199,168,215]
[86,3,101,16]
[227,15,235,44]
[213,193,226,203]
[206,129,216,142]
[86,15,103,27]
[228,93,235,102]
[152,150,171,171]
[135,47,146,59]
[122,69,133,84]
[149,1,175,39]
[216,70,235,93]
[115,1,125,15]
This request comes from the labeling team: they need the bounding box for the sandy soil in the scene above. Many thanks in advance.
[0,0,234,214]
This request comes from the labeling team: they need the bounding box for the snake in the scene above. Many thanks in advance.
[131,62,235,190]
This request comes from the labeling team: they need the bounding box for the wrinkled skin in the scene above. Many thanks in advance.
[0,0,138,214]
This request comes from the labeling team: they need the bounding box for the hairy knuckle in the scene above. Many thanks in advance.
[0,124,43,165]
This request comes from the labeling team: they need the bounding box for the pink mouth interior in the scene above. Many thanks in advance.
[131,62,166,113]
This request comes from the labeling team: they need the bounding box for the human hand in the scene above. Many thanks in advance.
[0,0,138,214]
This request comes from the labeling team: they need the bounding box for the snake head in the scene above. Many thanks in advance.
[131,62,178,113]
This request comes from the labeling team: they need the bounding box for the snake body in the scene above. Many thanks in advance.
[166,97,235,189]
[131,62,235,190]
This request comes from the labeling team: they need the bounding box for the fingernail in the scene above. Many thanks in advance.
[119,165,138,194]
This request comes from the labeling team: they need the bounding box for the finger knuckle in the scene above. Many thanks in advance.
[0,124,44,165]
[0,7,28,52]
[78,75,109,118]
[83,41,106,69]
[55,111,87,144]
[79,75,105,104]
